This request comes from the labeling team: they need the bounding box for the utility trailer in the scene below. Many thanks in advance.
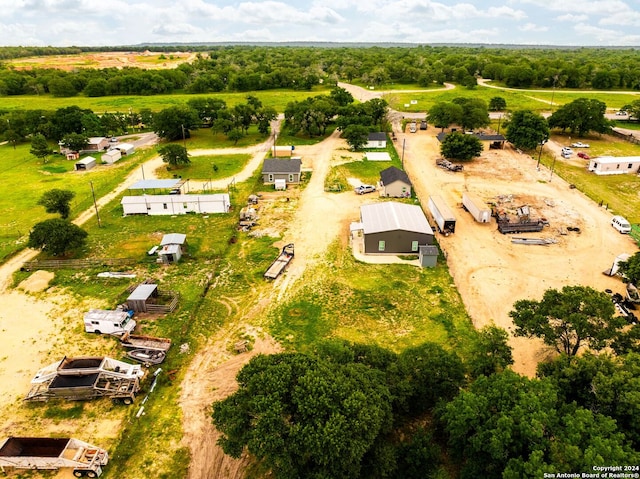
[120,332,172,351]
[494,205,546,234]
[428,196,456,235]
[462,192,491,223]
[0,437,108,477]
[264,243,295,279]
[25,356,144,404]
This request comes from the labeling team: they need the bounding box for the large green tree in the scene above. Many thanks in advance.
[427,102,463,131]
[489,96,507,111]
[547,97,610,136]
[60,132,89,153]
[37,189,75,219]
[509,285,623,356]
[452,97,490,131]
[467,325,514,378]
[30,133,52,163]
[157,144,190,167]
[28,218,88,256]
[440,132,483,161]
[619,251,640,285]
[152,105,199,141]
[213,353,393,479]
[342,124,370,150]
[504,109,550,150]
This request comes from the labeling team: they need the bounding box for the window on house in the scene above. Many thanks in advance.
[268,174,274,182]
[289,174,294,182]
[184,203,188,208]
[412,241,419,252]
[617,164,620,169]
[378,241,385,252]
[163,203,168,209]
[629,163,633,169]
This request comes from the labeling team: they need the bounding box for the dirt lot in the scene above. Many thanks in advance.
[9,51,197,71]
[399,127,638,375]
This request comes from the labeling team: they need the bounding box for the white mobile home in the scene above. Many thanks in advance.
[588,156,640,175]
[121,194,230,216]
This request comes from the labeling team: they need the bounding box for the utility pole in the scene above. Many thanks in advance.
[90,181,102,228]
[536,140,546,170]
[402,138,406,167]
[181,124,187,149]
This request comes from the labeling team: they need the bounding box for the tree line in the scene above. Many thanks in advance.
[2,45,640,98]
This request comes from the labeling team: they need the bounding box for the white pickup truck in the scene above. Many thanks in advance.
[84,308,135,335]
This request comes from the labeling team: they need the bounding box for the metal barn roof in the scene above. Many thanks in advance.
[160,233,186,246]
[360,202,433,235]
[129,179,181,190]
[127,284,158,301]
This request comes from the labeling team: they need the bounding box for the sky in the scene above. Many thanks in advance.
[1,0,640,47]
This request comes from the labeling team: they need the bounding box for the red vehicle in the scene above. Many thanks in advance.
[577,152,590,159]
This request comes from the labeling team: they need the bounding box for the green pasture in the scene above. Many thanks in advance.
[0,143,155,261]
[0,88,331,113]
[386,85,640,114]
[155,153,252,182]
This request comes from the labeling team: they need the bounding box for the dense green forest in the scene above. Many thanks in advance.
[1,45,640,97]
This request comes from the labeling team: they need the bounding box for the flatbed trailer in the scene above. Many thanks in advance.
[264,243,294,279]
[0,437,108,477]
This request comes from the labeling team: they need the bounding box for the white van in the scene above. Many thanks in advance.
[561,147,573,158]
[611,215,632,234]
[84,309,136,335]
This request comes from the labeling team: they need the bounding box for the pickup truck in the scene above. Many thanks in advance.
[354,184,376,195]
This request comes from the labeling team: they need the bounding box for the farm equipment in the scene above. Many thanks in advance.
[428,196,456,235]
[494,205,546,234]
[0,437,108,477]
[436,158,464,172]
[264,243,295,279]
[238,206,258,230]
[24,356,144,404]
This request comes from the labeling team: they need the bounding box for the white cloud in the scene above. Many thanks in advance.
[557,13,588,22]
[520,22,548,32]
[599,11,640,27]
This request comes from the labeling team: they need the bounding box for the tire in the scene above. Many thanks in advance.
[94,330,102,335]
[87,471,98,478]
[73,471,85,477]
[122,397,133,405]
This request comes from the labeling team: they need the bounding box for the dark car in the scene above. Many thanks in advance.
[577,152,590,159]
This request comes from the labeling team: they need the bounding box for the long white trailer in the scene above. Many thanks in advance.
[0,437,108,477]
[462,192,491,223]
[428,196,456,235]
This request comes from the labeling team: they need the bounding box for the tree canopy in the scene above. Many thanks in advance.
[153,105,199,141]
[28,218,88,256]
[509,285,623,356]
[440,132,483,161]
[619,251,640,285]
[547,98,610,136]
[30,133,52,163]
[504,109,550,151]
[428,102,463,131]
[157,144,190,167]
[37,189,75,219]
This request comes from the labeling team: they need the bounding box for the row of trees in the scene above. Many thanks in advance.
[3,45,640,98]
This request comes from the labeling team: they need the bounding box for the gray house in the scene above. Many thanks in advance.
[360,202,434,254]
[262,158,302,186]
[380,166,412,198]
[365,132,387,149]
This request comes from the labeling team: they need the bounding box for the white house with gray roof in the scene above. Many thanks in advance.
[261,158,302,185]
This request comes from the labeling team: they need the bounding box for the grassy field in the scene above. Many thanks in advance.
[0,88,331,113]
[155,153,252,181]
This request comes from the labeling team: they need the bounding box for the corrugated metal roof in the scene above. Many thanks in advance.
[127,284,157,301]
[161,233,186,245]
[361,202,433,235]
[121,194,229,204]
[129,179,181,190]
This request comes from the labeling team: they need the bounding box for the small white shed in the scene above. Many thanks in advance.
[75,156,97,171]
[102,149,122,165]
[116,143,135,155]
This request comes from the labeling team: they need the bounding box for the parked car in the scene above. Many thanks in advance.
[570,142,590,148]
[577,152,590,159]
[612,215,632,234]
[616,110,628,116]
[354,184,376,195]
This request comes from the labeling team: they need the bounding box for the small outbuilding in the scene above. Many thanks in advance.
[380,166,412,198]
[359,202,434,254]
[436,131,506,150]
[126,284,158,313]
[75,156,97,171]
[418,245,439,268]
[588,156,640,175]
[85,137,109,152]
[115,143,135,155]
[365,132,387,149]
[102,149,122,165]
[262,158,302,185]
[272,146,294,157]
[158,233,187,264]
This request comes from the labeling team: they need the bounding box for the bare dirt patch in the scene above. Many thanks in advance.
[9,51,197,71]
[400,127,638,376]
[17,270,54,293]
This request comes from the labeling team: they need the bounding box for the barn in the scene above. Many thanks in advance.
[75,156,97,171]
[121,194,230,216]
[126,284,158,313]
[359,202,434,254]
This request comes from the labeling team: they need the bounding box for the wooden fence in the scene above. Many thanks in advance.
[146,291,180,313]
[22,258,136,270]
[611,129,640,145]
